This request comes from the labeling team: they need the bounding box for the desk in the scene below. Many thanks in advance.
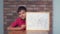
[8,30,26,34]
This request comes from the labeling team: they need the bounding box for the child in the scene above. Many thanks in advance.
[7,6,26,30]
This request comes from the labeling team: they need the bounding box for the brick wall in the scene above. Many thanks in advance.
[4,0,53,34]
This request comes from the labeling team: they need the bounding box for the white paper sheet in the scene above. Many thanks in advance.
[26,12,50,30]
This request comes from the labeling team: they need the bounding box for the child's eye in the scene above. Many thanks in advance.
[22,12,25,14]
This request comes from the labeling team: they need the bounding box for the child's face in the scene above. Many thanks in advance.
[18,10,26,19]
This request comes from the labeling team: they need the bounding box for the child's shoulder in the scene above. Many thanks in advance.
[16,17,22,20]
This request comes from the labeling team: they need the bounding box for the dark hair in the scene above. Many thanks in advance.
[17,6,27,13]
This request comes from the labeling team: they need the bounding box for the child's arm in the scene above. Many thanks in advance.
[7,24,26,31]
